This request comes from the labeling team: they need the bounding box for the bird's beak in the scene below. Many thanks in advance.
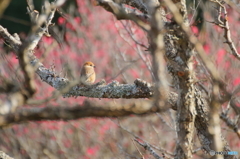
[93,66,96,68]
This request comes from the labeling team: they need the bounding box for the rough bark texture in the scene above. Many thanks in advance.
[63,79,154,99]
[162,1,196,158]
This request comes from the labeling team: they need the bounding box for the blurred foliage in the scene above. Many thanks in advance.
[0,0,37,34]
[0,0,78,34]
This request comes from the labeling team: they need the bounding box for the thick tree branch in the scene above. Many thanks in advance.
[64,79,154,99]
[162,0,235,157]
[121,0,148,14]
[96,0,150,31]
[96,0,225,158]
[149,3,169,110]
[162,0,197,158]
[0,96,178,127]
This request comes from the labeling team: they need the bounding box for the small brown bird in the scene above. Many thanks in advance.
[80,61,96,85]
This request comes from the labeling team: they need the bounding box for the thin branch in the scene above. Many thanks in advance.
[210,0,240,60]
[131,138,145,158]
[117,120,175,158]
[0,26,22,52]
[220,112,240,139]
[134,139,163,159]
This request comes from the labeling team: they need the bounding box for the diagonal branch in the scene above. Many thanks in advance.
[0,26,22,52]
[0,1,63,114]
[134,139,163,159]
[96,0,150,31]
[210,0,240,61]
[220,112,240,139]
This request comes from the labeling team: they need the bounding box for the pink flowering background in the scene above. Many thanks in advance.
[0,0,239,158]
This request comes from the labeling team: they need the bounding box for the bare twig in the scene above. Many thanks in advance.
[134,139,163,159]
[131,138,145,158]
[210,0,240,60]
[0,26,22,51]
[117,120,174,158]
[220,112,240,139]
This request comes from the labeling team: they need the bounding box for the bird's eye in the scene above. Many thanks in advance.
[90,64,92,66]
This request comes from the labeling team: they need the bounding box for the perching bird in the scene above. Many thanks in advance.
[80,61,96,86]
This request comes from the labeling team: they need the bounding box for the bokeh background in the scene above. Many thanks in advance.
[0,0,239,158]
